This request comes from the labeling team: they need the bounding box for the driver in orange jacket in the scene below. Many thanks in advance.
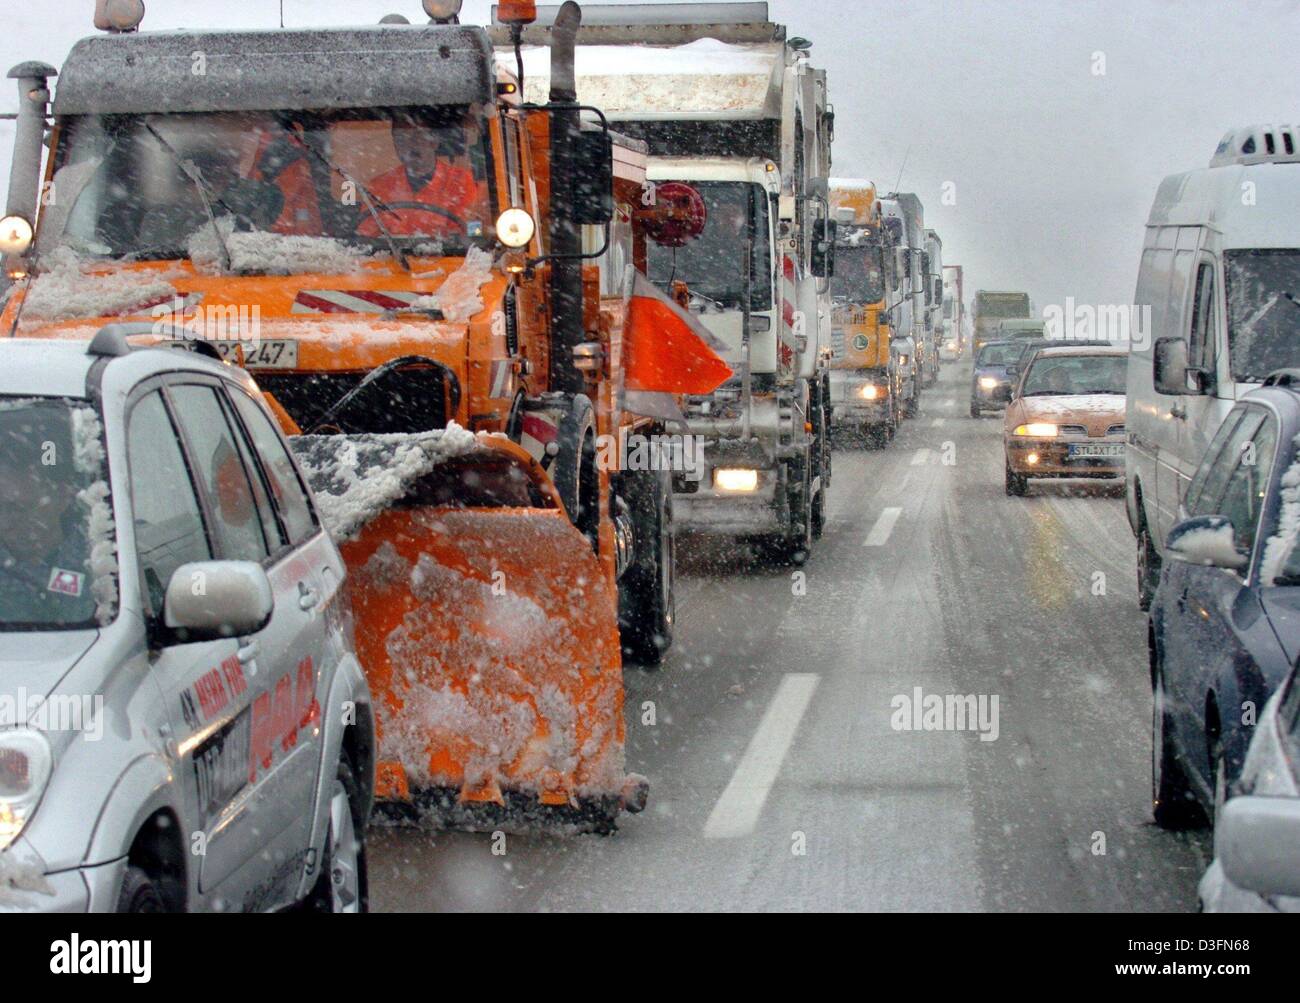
[358,111,483,240]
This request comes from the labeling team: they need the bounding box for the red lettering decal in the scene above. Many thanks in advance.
[250,691,273,780]
[219,655,247,699]
[274,674,295,753]
[294,657,315,732]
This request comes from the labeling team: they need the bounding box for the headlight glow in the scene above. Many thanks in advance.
[858,384,881,400]
[495,208,536,248]
[978,377,999,390]
[0,729,52,852]
[715,468,759,492]
[0,215,34,257]
[1014,423,1059,437]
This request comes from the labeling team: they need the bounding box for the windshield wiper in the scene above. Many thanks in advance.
[143,122,232,273]
[289,135,411,273]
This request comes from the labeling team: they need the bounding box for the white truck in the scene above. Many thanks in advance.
[942,263,965,359]
[924,228,944,384]
[879,193,925,417]
[494,1,836,562]
[1127,124,1300,609]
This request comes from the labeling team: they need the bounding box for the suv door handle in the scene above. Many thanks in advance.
[237,639,259,665]
[298,582,319,611]
[1170,403,1187,421]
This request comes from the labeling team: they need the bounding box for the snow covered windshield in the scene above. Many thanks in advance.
[831,245,886,304]
[1225,249,1300,381]
[646,182,771,312]
[0,399,116,631]
[1020,355,1126,396]
[51,106,496,266]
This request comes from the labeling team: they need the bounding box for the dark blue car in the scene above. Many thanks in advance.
[969,339,1024,416]
[1149,373,1300,828]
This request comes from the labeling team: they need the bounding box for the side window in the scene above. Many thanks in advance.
[229,389,319,546]
[169,384,270,563]
[1183,410,1242,515]
[1187,409,1264,518]
[1217,415,1278,559]
[127,391,212,615]
[1188,261,1218,372]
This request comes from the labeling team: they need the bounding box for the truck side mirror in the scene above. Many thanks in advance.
[572,129,613,226]
[811,218,836,278]
[1153,336,1205,396]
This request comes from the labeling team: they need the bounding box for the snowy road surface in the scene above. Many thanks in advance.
[368,363,1211,912]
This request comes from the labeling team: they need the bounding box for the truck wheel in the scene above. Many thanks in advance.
[307,753,369,912]
[763,463,813,565]
[904,378,920,418]
[1151,673,1201,829]
[116,866,167,914]
[618,467,675,668]
[552,396,599,550]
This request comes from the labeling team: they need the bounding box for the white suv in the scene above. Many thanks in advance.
[0,328,373,913]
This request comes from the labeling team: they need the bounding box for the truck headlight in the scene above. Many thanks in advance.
[715,468,759,492]
[1013,422,1058,437]
[978,377,999,390]
[898,354,910,367]
[0,215,34,257]
[858,384,881,400]
[0,729,52,852]
[496,208,536,248]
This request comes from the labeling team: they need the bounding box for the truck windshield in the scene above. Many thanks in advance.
[0,399,112,632]
[646,182,771,312]
[831,244,885,304]
[51,107,495,267]
[977,295,1031,319]
[1225,249,1300,381]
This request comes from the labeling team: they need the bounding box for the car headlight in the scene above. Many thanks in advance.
[858,384,881,400]
[0,729,52,852]
[978,377,999,390]
[715,468,759,492]
[1013,422,1059,437]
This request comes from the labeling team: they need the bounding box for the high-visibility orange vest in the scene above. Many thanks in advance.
[359,161,481,238]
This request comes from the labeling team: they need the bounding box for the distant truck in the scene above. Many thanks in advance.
[973,290,1032,352]
[942,264,964,358]
[923,228,943,384]
[1126,124,1300,609]
[881,192,927,417]
[826,179,900,444]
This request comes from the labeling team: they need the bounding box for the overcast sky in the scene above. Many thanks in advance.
[1,0,1297,311]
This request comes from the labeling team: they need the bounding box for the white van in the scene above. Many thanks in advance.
[1126,125,1300,609]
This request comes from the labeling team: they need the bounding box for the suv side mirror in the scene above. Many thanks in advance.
[1153,336,1207,396]
[1165,515,1248,571]
[1218,794,1300,898]
[811,218,837,278]
[572,129,614,226]
[164,561,273,643]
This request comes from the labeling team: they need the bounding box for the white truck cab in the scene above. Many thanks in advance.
[1127,124,1300,608]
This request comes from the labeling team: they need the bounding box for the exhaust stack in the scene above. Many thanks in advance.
[547,1,585,393]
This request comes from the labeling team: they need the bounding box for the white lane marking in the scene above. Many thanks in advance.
[863,506,903,547]
[911,448,931,466]
[932,418,946,428]
[704,673,820,839]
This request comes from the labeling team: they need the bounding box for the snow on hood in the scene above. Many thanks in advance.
[0,631,100,716]
[188,218,372,276]
[410,246,495,323]
[21,247,181,321]
[290,425,479,541]
[1019,394,1125,418]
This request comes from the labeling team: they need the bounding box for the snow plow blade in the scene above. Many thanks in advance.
[292,431,643,833]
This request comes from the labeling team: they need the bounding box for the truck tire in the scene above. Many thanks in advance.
[552,395,599,550]
[618,467,675,668]
[761,460,813,565]
[904,377,920,418]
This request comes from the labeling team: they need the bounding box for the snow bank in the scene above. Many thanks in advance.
[188,218,371,276]
[0,852,54,909]
[411,246,494,323]
[1261,434,1300,585]
[291,424,478,541]
[22,247,178,321]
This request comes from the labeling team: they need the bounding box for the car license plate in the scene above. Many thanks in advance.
[1068,442,1124,459]
[166,339,298,369]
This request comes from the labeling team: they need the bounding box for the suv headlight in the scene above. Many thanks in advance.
[0,730,52,852]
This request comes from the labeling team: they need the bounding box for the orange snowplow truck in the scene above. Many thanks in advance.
[0,0,730,831]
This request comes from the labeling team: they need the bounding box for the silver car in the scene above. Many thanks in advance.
[0,328,373,913]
